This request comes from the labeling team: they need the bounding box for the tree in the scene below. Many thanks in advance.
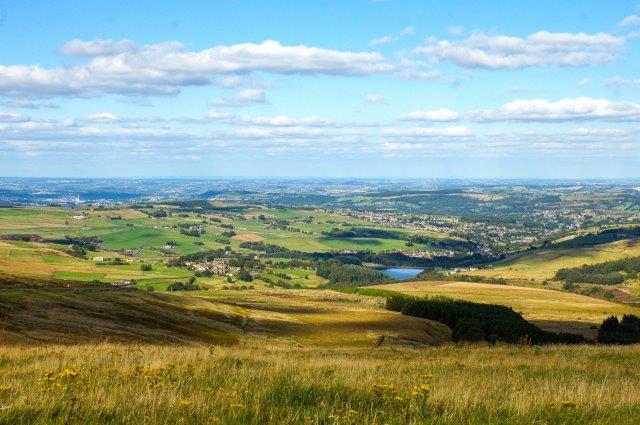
[237,268,253,282]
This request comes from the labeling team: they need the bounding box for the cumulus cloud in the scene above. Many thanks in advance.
[81,112,119,123]
[414,31,624,69]
[365,94,387,104]
[469,97,640,121]
[399,108,459,122]
[211,89,266,107]
[0,39,393,98]
[400,97,640,122]
[617,14,640,27]
[60,38,137,56]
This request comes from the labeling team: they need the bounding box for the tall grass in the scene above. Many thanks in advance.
[0,343,638,424]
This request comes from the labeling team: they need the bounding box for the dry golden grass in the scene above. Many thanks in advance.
[468,238,640,281]
[0,286,450,347]
[0,343,638,424]
[373,281,640,338]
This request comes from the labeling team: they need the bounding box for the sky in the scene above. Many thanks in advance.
[0,0,640,179]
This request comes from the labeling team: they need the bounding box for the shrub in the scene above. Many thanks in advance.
[140,264,152,271]
[68,244,87,258]
[237,269,253,282]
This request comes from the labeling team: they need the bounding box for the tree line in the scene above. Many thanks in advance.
[385,294,585,344]
[316,261,391,287]
[555,256,640,285]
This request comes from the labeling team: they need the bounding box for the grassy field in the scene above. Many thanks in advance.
[0,240,191,284]
[0,285,449,347]
[0,343,638,424]
[373,281,640,338]
[0,206,451,260]
[467,238,640,282]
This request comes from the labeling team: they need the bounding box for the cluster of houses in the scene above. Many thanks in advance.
[185,259,231,276]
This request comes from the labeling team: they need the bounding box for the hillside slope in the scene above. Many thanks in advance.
[0,284,450,347]
[373,280,640,338]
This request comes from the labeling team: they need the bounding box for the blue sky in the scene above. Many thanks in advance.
[0,0,639,178]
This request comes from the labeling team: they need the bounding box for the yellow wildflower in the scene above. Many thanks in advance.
[58,368,79,379]
[179,399,192,407]
[411,383,431,399]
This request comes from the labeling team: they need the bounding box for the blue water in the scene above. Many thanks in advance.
[380,267,424,280]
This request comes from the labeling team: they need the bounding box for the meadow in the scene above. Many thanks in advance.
[467,238,640,282]
[0,343,638,424]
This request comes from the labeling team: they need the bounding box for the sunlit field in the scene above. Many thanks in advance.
[374,280,640,338]
[0,343,638,424]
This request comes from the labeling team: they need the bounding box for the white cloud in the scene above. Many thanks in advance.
[617,14,640,27]
[398,97,640,122]
[60,38,137,56]
[369,26,416,47]
[393,69,442,81]
[207,111,332,127]
[400,26,415,36]
[82,112,119,123]
[399,108,459,122]
[0,40,393,98]
[211,89,266,106]
[414,31,624,69]
[232,127,325,139]
[577,78,590,87]
[0,112,27,122]
[1,99,59,109]
[365,94,387,104]
[470,97,640,122]
[383,126,472,137]
[566,127,627,138]
[605,76,640,88]
[369,35,394,47]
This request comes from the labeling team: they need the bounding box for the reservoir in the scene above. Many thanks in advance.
[380,267,424,280]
